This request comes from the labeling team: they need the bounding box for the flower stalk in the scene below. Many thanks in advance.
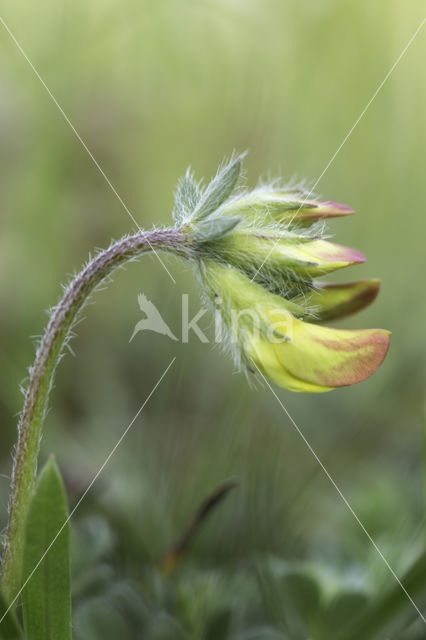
[1,229,188,602]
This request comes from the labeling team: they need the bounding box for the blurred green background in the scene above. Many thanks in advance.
[0,1,425,637]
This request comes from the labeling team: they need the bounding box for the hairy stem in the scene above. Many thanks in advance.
[1,228,189,602]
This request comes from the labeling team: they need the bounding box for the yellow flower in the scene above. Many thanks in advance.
[245,310,390,393]
[175,153,390,392]
[200,263,390,393]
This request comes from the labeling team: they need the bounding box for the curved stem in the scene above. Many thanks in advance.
[1,228,189,601]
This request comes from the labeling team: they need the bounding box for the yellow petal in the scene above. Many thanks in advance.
[245,311,390,392]
[246,336,333,392]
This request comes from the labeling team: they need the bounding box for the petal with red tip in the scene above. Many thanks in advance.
[245,311,390,392]
[295,200,355,222]
[221,190,355,225]
[304,280,381,322]
[270,239,366,276]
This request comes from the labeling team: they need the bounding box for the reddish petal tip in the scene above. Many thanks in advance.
[312,279,381,322]
[321,200,355,214]
[299,200,355,220]
[343,246,366,264]
[314,242,366,265]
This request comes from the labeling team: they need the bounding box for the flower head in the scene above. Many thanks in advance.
[174,154,390,392]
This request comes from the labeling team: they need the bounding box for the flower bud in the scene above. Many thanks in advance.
[212,230,366,283]
[221,188,355,225]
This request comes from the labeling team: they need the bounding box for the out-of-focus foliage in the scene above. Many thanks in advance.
[0,0,425,638]
[22,457,72,640]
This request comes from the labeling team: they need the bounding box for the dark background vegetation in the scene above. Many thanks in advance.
[0,1,425,637]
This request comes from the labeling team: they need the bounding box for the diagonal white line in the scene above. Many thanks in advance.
[0,357,176,623]
[0,15,176,284]
[254,364,426,625]
[302,16,426,208]
[251,15,426,283]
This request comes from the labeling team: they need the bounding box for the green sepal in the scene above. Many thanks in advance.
[192,154,244,221]
[193,216,241,243]
[225,196,308,217]
[279,297,307,317]
[0,589,23,639]
[260,295,307,319]
[22,456,72,640]
[172,169,201,225]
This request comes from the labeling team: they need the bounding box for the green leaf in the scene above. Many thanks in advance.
[193,216,241,243]
[335,549,426,640]
[192,153,244,221]
[205,610,232,640]
[257,562,321,638]
[324,589,369,633]
[278,570,322,636]
[22,456,71,640]
[0,589,23,639]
